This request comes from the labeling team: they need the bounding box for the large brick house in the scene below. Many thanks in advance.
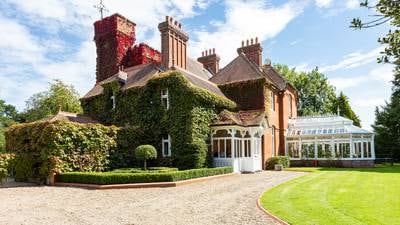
[81,13,374,172]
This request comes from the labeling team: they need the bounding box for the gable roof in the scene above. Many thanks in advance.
[82,58,227,99]
[209,53,296,93]
[209,53,266,85]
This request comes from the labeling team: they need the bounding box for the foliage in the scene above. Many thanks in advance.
[0,99,20,152]
[218,78,265,110]
[134,145,157,170]
[21,80,83,122]
[265,156,290,170]
[261,165,400,225]
[112,167,178,173]
[57,166,233,184]
[332,92,361,126]
[82,71,235,169]
[352,0,400,160]
[5,120,118,181]
[0,153,15,182]
[274,65,337,116]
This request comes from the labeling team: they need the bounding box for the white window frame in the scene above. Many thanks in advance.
[111,95,116,110]
[270,91,275,111]
[162,135,171,157]
[161,89,169,109]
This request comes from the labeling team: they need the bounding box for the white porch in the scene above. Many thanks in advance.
[211,126,264,173]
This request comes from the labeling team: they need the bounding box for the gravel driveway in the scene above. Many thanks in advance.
[0,171,305,225]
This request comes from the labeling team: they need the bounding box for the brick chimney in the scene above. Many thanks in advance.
[237,37,262,66]
[94,13,136,83]
[158,16,189,69]
[197,48,220,75]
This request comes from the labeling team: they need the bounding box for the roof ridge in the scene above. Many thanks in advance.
[174,67,220,88]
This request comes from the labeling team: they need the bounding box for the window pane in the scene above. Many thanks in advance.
[219,140,225,158]
[247,140,251,157]
[163,141,169,156]
[213,140,218,157]
[226,139,232,157]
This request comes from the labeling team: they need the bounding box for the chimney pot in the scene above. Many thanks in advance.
[241,41,244,47]
[255,37,258,43]
[202,51,204,57]
[209,49,211,55]
[246,39,249,46]
[251,38,254,45]
[213,48,215,54]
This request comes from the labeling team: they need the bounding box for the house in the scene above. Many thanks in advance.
[81,13,373,172]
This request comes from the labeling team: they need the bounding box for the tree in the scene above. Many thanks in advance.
[352,0,400,160]
[332,92,361,127]
[134,145,157,170]
[0,99,20,153]
[22,80,83,122]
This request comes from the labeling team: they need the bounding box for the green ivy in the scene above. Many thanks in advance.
[81,71,235,169]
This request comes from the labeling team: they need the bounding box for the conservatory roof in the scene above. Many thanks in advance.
[287,115,373,137]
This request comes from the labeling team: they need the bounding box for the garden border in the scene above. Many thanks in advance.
[55,172,237,189]
[256,196,289,225]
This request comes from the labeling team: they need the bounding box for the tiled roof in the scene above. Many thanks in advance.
[212,109,265,127]
[209,53,293,92]
[42,111,99,124]
[82,58,226,99]
[209,53,266,85]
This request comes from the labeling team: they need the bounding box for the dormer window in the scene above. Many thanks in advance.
[162,135,171,157]
[161,89,169,109]
[111,95,116,110]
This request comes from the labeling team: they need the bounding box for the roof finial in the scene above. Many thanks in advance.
[93,0,109,19]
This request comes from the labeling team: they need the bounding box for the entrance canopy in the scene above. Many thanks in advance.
[286,115,375,160]
[211,110,267,173]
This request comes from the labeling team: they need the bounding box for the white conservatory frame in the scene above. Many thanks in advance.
[285,116,375,161]
[211,122,266,173]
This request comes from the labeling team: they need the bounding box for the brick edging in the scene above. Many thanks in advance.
[55,173,237,189]
[256,195,289,225]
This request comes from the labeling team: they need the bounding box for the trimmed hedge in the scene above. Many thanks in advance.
[57,167,232,184]
[112,167,178,173]
[266,156,290,170]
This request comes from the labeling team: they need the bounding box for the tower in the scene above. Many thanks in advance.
[93,13,136,83]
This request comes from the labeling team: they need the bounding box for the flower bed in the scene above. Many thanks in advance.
[57,167,232,185]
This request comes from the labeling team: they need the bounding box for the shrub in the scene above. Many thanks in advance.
[57,167,232,184]
[0,153,15,183]
[5,120,118,181]
[266,156,290,170]
[135,145,157,170]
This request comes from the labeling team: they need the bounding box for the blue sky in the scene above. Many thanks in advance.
[0,0,393,129]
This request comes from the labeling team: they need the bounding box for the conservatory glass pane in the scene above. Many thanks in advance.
[288,142,300,158]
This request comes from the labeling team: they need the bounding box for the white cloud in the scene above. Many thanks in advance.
[319,47,383,72]
[329,64,394,90]
[289,39,302,46]
[345,0,360,9]
[353,97,386,108]
[191,0,306,66]
[315,0,333,8]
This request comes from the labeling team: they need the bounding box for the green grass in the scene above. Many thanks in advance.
[261,165,400,225]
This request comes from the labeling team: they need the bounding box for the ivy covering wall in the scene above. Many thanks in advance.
[5,121,118,181]
[219,78,265,110]
[81,71,235,169]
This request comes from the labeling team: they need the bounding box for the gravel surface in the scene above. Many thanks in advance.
[0,171,305,225]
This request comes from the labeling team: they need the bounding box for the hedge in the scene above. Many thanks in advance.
[5,120,118,181]
[265,156,290,170]
[112,167,178,173]
[57,167,232,184]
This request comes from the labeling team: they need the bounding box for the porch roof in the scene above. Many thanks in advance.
[211,109,265,127]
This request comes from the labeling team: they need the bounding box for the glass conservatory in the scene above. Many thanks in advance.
[286,116,375,163]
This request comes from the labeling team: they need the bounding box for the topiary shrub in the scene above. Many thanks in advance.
[0,153,15,183]
[135,145,157,170]
[266,156,290,170]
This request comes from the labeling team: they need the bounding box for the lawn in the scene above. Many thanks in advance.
[260,164,400,225]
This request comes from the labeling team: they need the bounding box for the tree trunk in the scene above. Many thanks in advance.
[144,160,147,170]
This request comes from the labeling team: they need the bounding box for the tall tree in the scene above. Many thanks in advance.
[352,0,400,160]
[332,92,361,127]
[22,80,83,122]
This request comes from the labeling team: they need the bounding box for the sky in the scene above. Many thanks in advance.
[0,0,394,130]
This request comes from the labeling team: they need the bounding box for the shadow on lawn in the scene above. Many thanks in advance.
[292,164,400,174]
